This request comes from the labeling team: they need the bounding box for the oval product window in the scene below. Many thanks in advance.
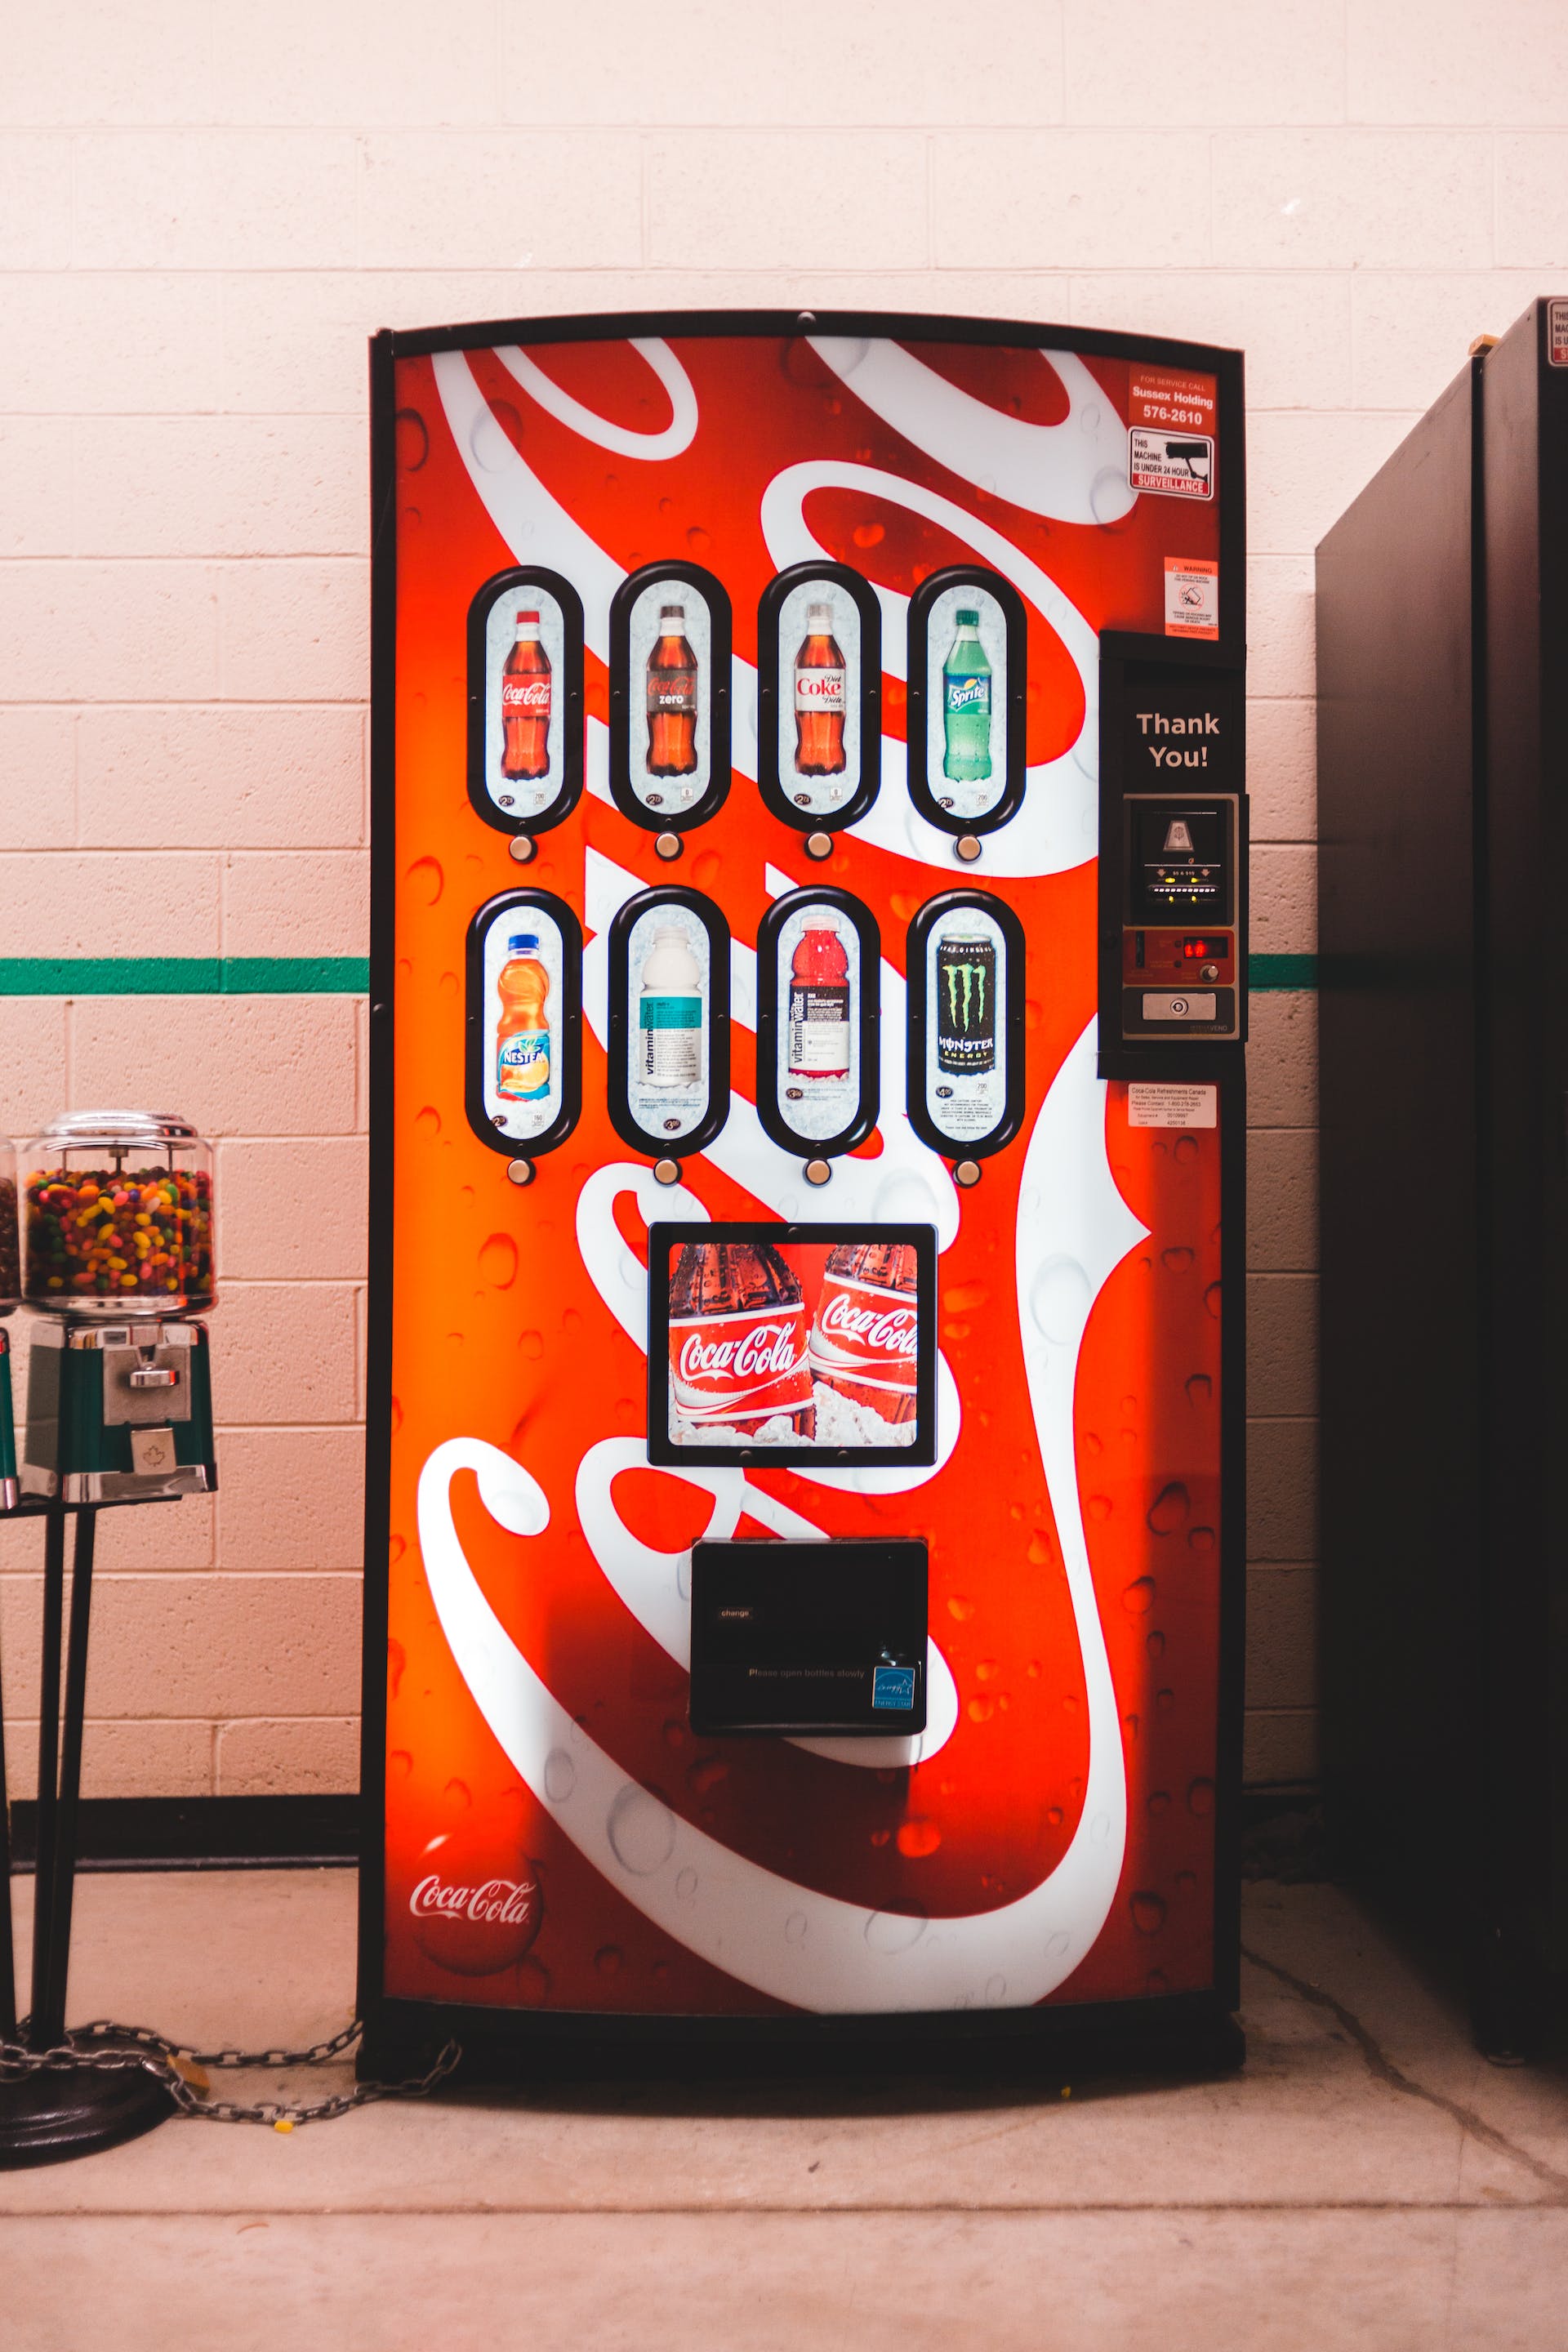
[905,890,1026,1160]
[756,562,881,832]
[607,888,731,1160]
[755,887,880,1159]
[466,568,586,837]
[905,565,1027,836]
[464,889,583,1158]
[608,562,733,831]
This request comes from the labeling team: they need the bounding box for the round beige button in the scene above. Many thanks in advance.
[508,834,537,864]
[954,1160,982,1188]
[955,834,982,864]
[654,831,683,862]
[803,1159,832,1187]
[804,831,834,862]
[653,1159,682,1186]
[506,1158,535,1187]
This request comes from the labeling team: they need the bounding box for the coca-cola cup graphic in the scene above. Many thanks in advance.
[408,1827,543,1976]
[808,1241,920,1427]
[668,1241,813,1438]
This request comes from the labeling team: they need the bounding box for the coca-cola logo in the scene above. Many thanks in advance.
[677,1319,803,1386]
[820,1290,919,1360]
[408,1829,542,1976]
[502,679,550,710]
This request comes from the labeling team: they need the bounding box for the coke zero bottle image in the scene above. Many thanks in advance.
[793,602,846,779]
[501,609,551,782]
[808,1241,920,1428]
[647,604,699,777]
[668,1241,813,1438]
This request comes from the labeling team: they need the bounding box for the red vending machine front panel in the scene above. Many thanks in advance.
[363,315,1245,2055]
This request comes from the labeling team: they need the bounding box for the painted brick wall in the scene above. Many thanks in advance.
[1,0,1560,1797]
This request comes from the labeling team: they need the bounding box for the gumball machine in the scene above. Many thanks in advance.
[20,1111,216,1503]
[0,1140,20,1512]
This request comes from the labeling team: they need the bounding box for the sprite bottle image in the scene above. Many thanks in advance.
[942,608,992,784]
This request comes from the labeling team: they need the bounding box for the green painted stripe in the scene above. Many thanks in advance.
[1248,952,1316,991]
[0,951,1319,998]
[0,956,371,996]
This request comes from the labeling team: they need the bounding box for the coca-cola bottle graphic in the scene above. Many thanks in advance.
[501,609,551,782]
[808,1241,920,1428]
[646,604,698,778]
[668,1241,813,1438]
[793,602,846,782]
[787,917,850,1083]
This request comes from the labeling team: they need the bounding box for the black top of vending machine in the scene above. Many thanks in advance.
[358,309,1249,2082]
[1318,297,1568,2056]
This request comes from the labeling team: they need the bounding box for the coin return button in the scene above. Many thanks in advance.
[1142,991,1217,1023]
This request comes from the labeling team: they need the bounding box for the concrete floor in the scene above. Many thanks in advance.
[0,1873,1565,2350]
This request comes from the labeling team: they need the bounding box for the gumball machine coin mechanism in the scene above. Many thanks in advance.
[20,1111,217,1503]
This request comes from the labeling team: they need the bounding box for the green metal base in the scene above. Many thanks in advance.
[21,1317,216,1503]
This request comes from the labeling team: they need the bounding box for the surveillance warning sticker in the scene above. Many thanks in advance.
[1549,300,1568,366]
[1128,368,1217,500]
[1165,557,1219,642]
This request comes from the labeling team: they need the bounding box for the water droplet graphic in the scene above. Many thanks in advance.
[470,400,523,472]
[543,1749,576,1803]
[875,1169,945,1226]
[785,1911,808,1944]
[386,1638,406,1698]
[686,524,710,555]
[1174,1134,1199,1165]
[1131,1892,1167,1935]
[607,1784,676,1876]
[1188,1525,1216,1552]
[896,1818,942,1858]
[1147,1629,1165,1659]
[389,1532,406,1566]
[1147,1482,1190,1535]
[1030,1255,1092,1345]
[675,1868,698,1901]
[389,1748,412,1781]
[1161,1246,1195,1274]
[1187,1778,1215,1815]
[405,855,443,905]
[1089,465,1130,522]
[1148,1789,1170,1816]
[394,408,429,471]
[864,1909,927,1954]
[1185,1373,1213,1407]
[1205,1281,1223,1320]
[1045,1929,1071,1959]
[444,1778,472,1810]
[966,1695,995,1723]
[594,1944,622,1976]
[1122,1577,1156,1614]
[519,1329,543,1361]
[688,1757,728,1795]
[479,1232,519,1289]
[947,1593,976,1622]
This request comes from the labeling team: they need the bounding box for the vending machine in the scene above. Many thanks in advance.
[1318,296,1568,2055]
[359,311,1249,2077]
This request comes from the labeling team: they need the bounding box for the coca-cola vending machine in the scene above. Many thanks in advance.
[360,312,1249,2076]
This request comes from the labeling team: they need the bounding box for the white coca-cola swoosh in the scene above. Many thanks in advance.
[495,336,698,462]
[806,338,1137,528]
[430,350,1097,883]
[416,1021,1143,2011]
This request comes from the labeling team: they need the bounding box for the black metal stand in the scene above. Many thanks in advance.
[0,1501,176,2167]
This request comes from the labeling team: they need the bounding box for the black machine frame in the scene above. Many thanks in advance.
[359,308,1249,2082]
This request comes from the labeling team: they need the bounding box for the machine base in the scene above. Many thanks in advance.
[360,1990,1245,2091]
[0,2047,177,2170]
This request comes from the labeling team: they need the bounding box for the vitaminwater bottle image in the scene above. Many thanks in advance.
[646,604,699,780]
[501,609,551,782]
[942,607,993,785]
[788,916,851,1083]
[793,602,846,780]
[496,933,551,1102]
[639,924,704,1089]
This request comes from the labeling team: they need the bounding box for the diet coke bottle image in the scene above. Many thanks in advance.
[793,601,846,782]
[646,604,699,779]
[787,915,851,1084]
[668,1241,813,1439]
[808,1241,920,1428]
[501,609,551,782]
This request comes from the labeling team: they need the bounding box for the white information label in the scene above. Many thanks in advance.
[1127,1082,1218,1130]
[1550,300,1568,367]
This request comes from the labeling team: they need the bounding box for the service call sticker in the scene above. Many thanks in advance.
[1128,369,1217,501]
[1549,300,1568,366]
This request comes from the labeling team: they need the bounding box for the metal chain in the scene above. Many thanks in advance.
[0,2018,462,2127]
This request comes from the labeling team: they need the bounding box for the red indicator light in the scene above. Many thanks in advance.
[1183,938,1209,958]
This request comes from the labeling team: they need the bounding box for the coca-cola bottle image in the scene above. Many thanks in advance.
[808,1241,920,1428]
[501,609,551,782]
[793,602,846,780]
[668,1240,813,1438]
[788,917,850,1083]
[646,604,698,777]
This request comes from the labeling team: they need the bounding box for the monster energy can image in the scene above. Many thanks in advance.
[935,930,998,1075]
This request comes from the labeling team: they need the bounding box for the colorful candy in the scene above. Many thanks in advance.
[24,1164,213,1308]
[0,1176,18,1306]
